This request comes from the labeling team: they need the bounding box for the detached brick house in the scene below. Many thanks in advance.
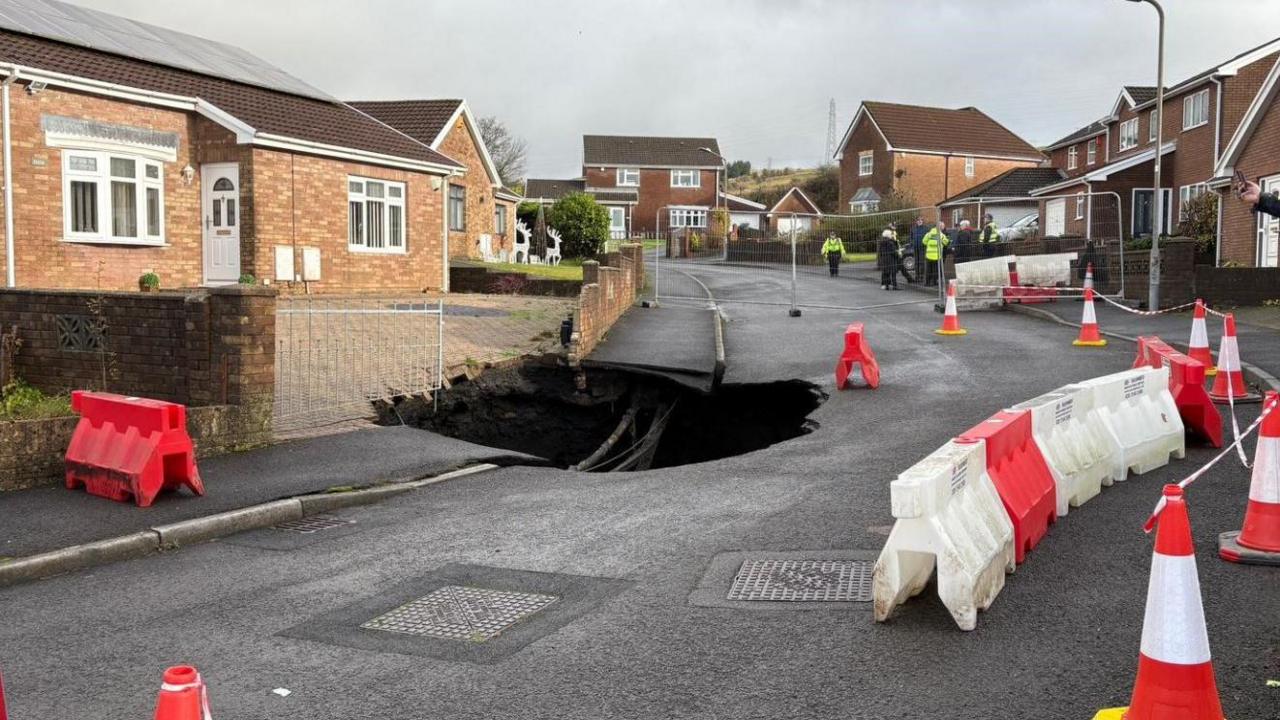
[1212,52,1280,267]
[1031,37,1280,266]
[524,178,639,239]
[835,101,1045,212]
[580,135,724,236]
[350,99,520,261]
[0,1,474,293]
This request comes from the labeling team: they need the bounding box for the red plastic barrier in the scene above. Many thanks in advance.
[65,391,204,507]
[958,410,1057,564]
[834,322,880,390]
[1001,260,1053,304]
[0,665,7,720]
[1132,336,1222,448]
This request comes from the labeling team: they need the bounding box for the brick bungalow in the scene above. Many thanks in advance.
[349,99,520,261]
[767,187,822,234]
[834,101,1045,212]
[938,167,1066,228]
[523,178,640,239]
[1030,37,1280,265]
[580,135,724,236]
[0,6,467,293]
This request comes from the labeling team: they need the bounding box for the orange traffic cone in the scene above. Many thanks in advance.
[1095,485,1224,720]
[1219,391,1280,565]
[154,666,212,720]
[935,279,967,336]
[1208,314,1260,403]
[1187,300,1216,377]
[1072,288,1107,347]
[1084,262,1094,291]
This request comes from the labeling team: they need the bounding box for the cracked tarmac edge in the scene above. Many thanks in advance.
[0,462,500,590]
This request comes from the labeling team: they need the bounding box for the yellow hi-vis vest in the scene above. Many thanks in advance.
[822,237,844,254]
[982,221,1001,243]
[922,228,949,261]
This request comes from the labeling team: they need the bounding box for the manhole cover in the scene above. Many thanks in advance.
[273,515,354,534]
[360,586,558,642]
[727,559,873,602]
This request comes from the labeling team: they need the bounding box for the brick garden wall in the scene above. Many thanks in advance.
[449,265,582,297]
[1193,266,1280,306]
[568,244,643,361]
[0,285,276,490]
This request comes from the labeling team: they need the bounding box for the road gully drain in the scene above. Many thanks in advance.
[272,515,354,533]
[360,586,559,642]
[727,560,873,602]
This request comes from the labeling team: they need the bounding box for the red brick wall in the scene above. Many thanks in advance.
[568,244,642,361]
[437,117,500,260]
[892,152,1038,208]
[1220,52,1280,146]
[584,167,716,235]
[1220,88,1280,266]
[837,115,893,210]
[1047,135,1105,179]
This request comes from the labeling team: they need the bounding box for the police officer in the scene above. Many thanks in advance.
[980,213,1001,258]
[921,220,950,288]
[821,233,844,277]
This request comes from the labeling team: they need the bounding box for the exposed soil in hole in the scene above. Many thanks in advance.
[379,364,826,470]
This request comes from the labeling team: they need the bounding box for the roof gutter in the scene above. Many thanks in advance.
[2,69,16,287]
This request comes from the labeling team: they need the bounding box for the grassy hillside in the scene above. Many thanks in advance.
[726,166,837,212]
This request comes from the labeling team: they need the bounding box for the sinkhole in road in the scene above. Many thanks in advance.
[379,364,826,471]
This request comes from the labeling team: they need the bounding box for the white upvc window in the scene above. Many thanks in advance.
[1178,183,1208,221]
[1149,110,1158,142]
[62,150,164,245]
[1183,89,1209,130]
[858,151,873,176]
[1119,118,1139,150]
[494,204,507,233]
[951,208,963,225]
[1067,146,1077,170]
[670,169,699,188]
[963,156,975,178]
[1087,140,1097,165]
[616,168,640,187]
[669,208,707,228]
[348,176,406,253]
[1075,192,1085,220]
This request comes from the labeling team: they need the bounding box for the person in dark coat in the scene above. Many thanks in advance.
[954,220,976,263]
[1240,180,1280,219]
[909,216,929,265]
[878,228,898,289]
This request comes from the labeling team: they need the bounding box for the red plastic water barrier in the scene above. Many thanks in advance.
[65,391,204,507]
[1133,336,1223,448]
[0,665,7,720]
[958,409,1057,564]
[835,322,880,390]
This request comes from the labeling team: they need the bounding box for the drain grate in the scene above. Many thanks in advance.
[360,586,558,642]
[727,559,873,602]
[273,515,355,534]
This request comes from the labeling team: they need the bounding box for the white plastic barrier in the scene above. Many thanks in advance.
[955,255,1015,289]
[1015,252,1077,288]
[1077,366,1185,480]
[873,438,1015,631]
[1009,383,1120,516]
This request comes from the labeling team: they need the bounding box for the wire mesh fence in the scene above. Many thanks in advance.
[274,295,443,435]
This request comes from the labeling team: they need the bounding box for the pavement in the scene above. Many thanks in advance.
[0,426,537,559]
[1,262,1278,719]
[585,304,723,391]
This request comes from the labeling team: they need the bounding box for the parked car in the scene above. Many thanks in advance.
[999,212,1039,241]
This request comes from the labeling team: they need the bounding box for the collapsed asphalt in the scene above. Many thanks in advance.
[1,263,1276,720]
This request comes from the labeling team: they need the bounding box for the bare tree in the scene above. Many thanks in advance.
[477,116,528,186]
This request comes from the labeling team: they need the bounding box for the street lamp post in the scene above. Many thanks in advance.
[1127,0,1165,309]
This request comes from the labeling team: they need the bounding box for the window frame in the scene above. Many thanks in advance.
[1119,118,1139,151]
[616,168,640,187]
[670,169,700,188]
[1149,109,1158,142]
[858,151,874,176]
[1067,146,1077,170]
[963,156,975,178]
[669,208,707,228]
[1178,183,1208,222]
[1075,192,1085,220]
[61,149,165,246]
[347,175,408,254]
[447,183,466,233]
[1182,89,1209,130]
[494,203,507,234]
[951,208,963,225]
[1087,140,1097,166]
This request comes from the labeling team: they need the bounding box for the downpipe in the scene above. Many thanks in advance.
[2,69,17,288]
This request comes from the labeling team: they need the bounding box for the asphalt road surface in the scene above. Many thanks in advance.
[2,261,1276,720]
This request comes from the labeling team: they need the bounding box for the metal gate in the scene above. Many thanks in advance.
[274,295,443,434]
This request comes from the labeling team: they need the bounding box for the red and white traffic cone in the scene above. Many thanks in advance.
[1219,391,1280,565]
[1208,313,1260,402]
[935,279,967,336]
[1187,299,1216,377]
[1083,262,1094,292]
[154,666,212,720]
[1094,485,1224,720]
[1072,288,1107,347]
[0,665,8,720]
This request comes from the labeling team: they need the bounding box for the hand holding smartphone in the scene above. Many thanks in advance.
[1236,170,1248,197]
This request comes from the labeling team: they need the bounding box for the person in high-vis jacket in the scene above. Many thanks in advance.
[979,213,1001,258]
[821,234,845,276]
[921,220,950,288]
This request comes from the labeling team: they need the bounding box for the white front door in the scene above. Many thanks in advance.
[202,163,241,285]
[609,206,626,239]
[1045,198,1066,237]
[1259,175,1279,267]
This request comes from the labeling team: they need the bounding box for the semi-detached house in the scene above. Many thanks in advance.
[0,0,478,293]
[1031,37,1280,267]
[581,135,724,236]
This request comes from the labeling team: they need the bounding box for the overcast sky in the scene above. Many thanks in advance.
[76,0,1280,178]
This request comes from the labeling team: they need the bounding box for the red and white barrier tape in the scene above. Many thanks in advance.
[1144,394,1278,532]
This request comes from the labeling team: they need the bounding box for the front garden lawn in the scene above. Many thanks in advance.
[843,252,876,263]
[467,259,584,281]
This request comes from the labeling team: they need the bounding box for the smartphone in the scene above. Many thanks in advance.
[1235,169,1248,197]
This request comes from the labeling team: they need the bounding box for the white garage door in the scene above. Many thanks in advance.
[1045,199,1066,237]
